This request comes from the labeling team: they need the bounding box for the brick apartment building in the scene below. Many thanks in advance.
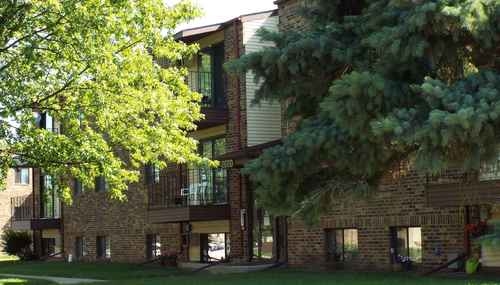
[61,10,286,264]
[276,0,500,271]
[1,115,65,258]
[2,1,499,273]
[0,168,33,241]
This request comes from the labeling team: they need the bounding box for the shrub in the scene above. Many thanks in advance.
[1,230,32,260]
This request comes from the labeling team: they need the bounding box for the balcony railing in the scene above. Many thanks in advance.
[11,195,32,221]
[148,167,228,209]
[187,71,215,108]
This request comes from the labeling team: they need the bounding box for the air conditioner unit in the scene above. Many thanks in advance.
[180,188,189,196]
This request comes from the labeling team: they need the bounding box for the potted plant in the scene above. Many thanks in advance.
[465,253,480,275]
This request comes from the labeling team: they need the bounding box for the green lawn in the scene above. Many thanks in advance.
[0,261,499,285]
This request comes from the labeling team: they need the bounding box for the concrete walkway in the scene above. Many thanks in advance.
[0,273,105,284]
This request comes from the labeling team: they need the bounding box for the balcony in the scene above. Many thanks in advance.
[147,167,230,223]
[187,71,228,128]
[10,195,32,230]
[425,161,500,207]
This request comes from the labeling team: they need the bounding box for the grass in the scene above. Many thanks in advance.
[0,261,176,280]
[0,261,499,285]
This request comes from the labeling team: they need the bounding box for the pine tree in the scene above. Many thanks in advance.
[228,0,500,229]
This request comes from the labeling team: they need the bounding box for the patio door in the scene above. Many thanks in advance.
[198,233,228,263]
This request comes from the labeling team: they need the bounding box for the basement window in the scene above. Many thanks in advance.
[390,227,422,263]
[326,228,359,262]
[75,236,87,260]
[96,236,111,259]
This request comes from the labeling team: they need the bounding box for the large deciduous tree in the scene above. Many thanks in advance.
[229,0,500,223]
[0,0,205,200]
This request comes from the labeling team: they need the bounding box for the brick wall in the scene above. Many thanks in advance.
[276,0,308,33]
[224,21,249,261]
[287,168,465,269]
[63,183,180,263]
[277,0,465,270]
[0,169,33,237]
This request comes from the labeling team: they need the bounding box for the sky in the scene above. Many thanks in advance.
[170,0,277,31]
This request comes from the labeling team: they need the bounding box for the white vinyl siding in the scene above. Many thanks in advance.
[243,16,282,147]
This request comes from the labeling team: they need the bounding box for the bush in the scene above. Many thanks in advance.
[1,230,32,260]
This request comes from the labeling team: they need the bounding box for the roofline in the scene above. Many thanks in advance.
[175,9,278,41]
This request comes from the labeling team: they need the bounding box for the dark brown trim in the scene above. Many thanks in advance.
[31,218,61,230]
[426,181,500,207]
[217,139,282,164]
[197,107,228,129]
[147,205,230,223]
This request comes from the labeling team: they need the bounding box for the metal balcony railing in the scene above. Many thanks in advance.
[187,71,214,107]
[148,167,228,208]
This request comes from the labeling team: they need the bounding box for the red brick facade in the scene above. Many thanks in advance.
[63,185,180,262]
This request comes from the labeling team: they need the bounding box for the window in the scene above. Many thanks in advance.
[146,234,161,260]
[390,227,422,263]
[96,236,111,259]
[153,167,160,184]
[75,237,87,260]
[74,179,84,196]
[14,168,30,185]
[95,176,107,193]
[144,165,161,185]
[326,228,359,262]
[41,175,60,219]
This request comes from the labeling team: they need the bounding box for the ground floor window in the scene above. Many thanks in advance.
[252,209,274,259]
[96,236,111,259]
[390,227,422,263]
[326,228,359,262]
[146,234,161,260]
[75,236,87,259]
[42,238,56,256]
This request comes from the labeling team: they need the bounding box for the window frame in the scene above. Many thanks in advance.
[14,168,30,185]
[390,226,422,264]
[325,228,359,262]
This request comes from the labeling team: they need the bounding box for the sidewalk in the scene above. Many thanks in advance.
[0,273,105,284]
